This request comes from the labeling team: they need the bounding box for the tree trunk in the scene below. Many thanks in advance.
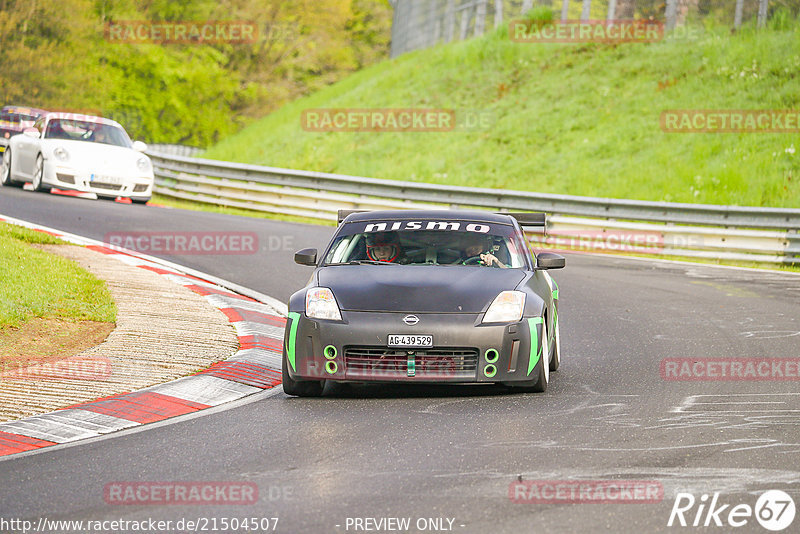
[758,0,769,28]
[616,0,636,19]
[494,0,503,27]
[475,0,487,36]
[607,0,617,21]
[561,0,569,21]
[581,0,592,21]
[734,0,744,28]
[522,0,533,15]
[444,0,455,42]
[665,0,679,30]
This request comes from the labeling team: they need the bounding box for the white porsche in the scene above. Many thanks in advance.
[0,112,154,204]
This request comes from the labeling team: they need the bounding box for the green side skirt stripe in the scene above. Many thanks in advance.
[527,316,544,376]
[287,311,301,372]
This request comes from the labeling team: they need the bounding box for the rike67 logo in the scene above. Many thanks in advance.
[668,490,795,531]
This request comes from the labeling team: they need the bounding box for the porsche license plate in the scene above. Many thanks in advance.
[387,334,433,348]
[90,174,123,185]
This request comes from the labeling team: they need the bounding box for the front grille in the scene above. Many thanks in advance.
[91,182,122,191]
[344,346,478,379]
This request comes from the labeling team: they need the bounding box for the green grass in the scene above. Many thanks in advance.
[0,223,117,327]
[202,21,800,208]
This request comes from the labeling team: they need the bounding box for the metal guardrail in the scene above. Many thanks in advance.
[147,150,800,264]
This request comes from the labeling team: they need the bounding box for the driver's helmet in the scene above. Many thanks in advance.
[463,233,491,256]
[365,232,400,262]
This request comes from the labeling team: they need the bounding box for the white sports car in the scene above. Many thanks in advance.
[0,112,154,203]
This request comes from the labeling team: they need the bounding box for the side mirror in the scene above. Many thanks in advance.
[23,128,40,139]
[294,248,318,266]
[132,140,147,152]
[536,252,565,270]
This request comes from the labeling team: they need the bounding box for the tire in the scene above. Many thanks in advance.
[1,150,22,187]
[508,320,549,393]
[32,154,50,192]
[282,349,324,397]
[549,311,561,372]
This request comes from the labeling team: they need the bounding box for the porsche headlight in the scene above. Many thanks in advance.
[136,156,151,172]
[482,291,525,324]
[53,147,69,162]
[306,287,342,321]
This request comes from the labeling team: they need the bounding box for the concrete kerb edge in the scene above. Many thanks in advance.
[0,213,287,457]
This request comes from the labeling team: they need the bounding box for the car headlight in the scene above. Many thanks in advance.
[306,287,342,321]
[482,291,526,324]
[136,156,151,172]
[53,147,69,162]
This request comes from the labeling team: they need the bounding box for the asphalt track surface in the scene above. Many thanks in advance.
[1,187,799,533]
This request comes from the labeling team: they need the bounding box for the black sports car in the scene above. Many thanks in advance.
[282,209,565,396]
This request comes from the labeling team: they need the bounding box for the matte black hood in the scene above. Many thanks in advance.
[317,265,525,313]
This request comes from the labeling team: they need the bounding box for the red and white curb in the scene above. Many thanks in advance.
[0,214,286,457]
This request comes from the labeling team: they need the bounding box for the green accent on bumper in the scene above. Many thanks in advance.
[287,311,300,372]
[484,364,497,378]
[324,345,337,360]
[407,354,416,377]
[527,317,544,376]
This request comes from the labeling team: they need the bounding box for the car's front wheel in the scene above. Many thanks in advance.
[1,150,22,187]
[282,350,325,397]
[32,154,50,192]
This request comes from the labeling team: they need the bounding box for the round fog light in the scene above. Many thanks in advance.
[324,345,337,360]
[484,364,497,378]
[485,349,499,363]
[325,360,338,374]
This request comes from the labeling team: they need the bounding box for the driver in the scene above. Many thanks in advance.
[366,232,403,263]
[460,234,507,268]
[92,128,109,144]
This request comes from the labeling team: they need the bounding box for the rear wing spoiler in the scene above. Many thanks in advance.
[503,212,546,227]
[337,209,547,228]
[338,209,369,223]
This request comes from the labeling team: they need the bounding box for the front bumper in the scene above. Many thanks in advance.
[284,311,546,384]
[43,161,153,199]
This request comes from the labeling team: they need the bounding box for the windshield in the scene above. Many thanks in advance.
[44,118,132,148]
[324,221,528,268]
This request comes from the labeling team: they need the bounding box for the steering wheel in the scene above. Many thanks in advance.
[462,255,483,265]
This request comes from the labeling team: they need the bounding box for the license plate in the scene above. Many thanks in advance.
[387,334,433,348]
[90,174,123,185]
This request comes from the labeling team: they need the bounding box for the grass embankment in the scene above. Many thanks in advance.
[202,21,799,208]
[0,223,116,366]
